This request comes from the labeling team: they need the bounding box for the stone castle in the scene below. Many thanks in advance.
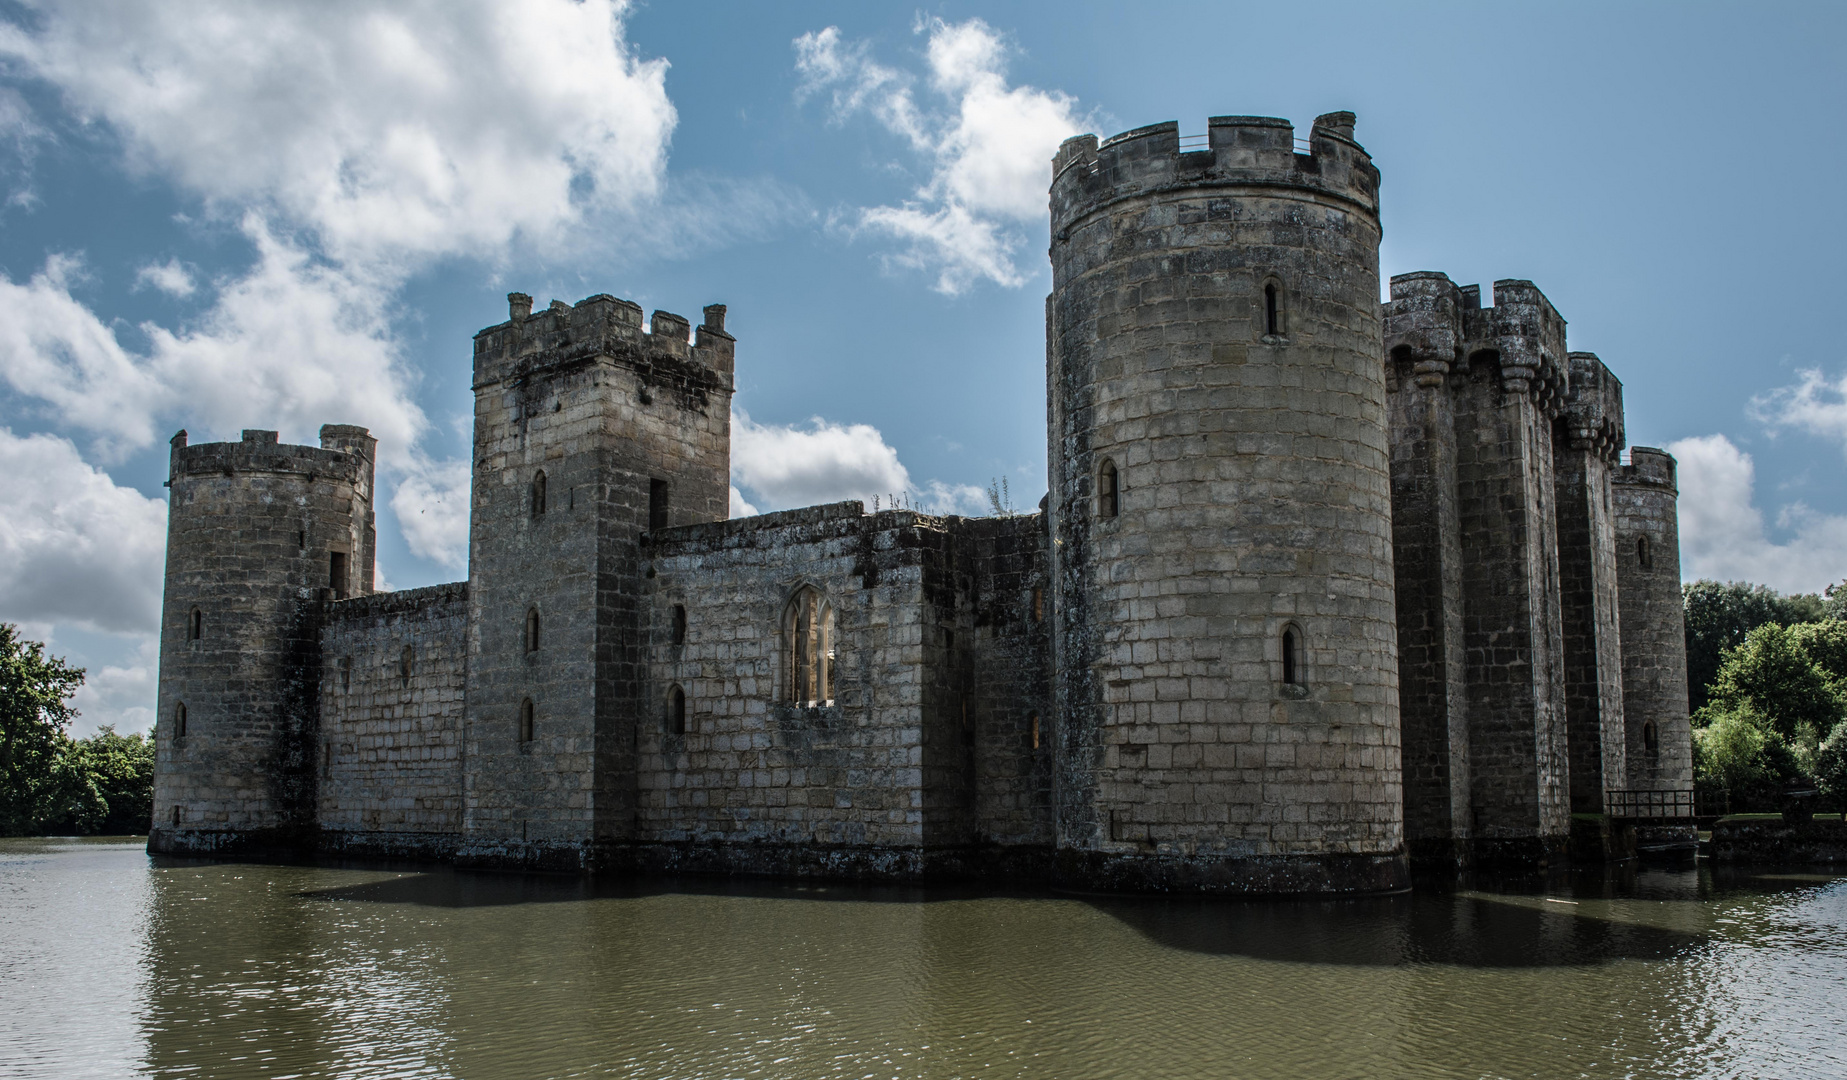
[149,111,1694,893]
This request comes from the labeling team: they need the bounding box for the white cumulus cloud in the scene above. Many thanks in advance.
[0,0,677,269]
[1750,367,1847,457]
[0,222,426,464]
[67,635,157,737]
[794,18,1082,294]
[1668,433,1847,593]
[391,456,471,570]
[132,257,195,297]
[0,428,166,636]
[730,408,990,516]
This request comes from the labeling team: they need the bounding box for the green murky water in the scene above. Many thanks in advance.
[2,838,1843,1079]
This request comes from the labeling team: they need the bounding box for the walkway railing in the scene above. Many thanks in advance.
[1606,788,1697,820]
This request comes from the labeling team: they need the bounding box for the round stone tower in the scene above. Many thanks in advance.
[1046,112,1404,893]
[1613,447,1693,799]
[150,425,376,854]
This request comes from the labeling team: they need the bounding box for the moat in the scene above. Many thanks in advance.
[4,839,1843,1079]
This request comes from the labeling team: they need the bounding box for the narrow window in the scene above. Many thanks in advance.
[189,608,202,641]
[649,478,670,531]
[671,604,687,646]
[299,529,306,549]
[784,586,834,705]
[400,646,413,681]
[668,684,687,735]
[174,701,188,737]
[1030,713,1041,750]
[1031,586,1044,623]
[171,805,180,829]
[1282,628,1299,686]
[324,741,333,768]
[1643,721,1659,755]
[944,628,955,652]
[338,657,352,691]
[1637,534,1653,570]
[329,551,348,599]
[531,470,547,518]
[519,698,535,743]
[1264,282,1280,336]
[525,608,541,653]
[1098,459,1119,519]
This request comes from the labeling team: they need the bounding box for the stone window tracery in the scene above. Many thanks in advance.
[783,586,834,706]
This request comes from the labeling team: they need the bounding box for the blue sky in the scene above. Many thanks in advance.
[1,0,1843,734]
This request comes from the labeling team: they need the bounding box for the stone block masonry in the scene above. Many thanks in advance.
[319,583,468,857]
[149,105,1694,892]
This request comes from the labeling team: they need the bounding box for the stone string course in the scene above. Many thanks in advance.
[149,108,1693,890]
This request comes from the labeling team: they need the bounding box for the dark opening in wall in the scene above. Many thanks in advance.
[330,551,348,599]
[1643,721,1659,756]
[400,646,413,682]
[1638,534,1653,570]
[668,684,686,735]
[174,701,187,737]
[298,529,306,550]
[525,608,540,653]
[189,608,202,640]
[338,657,351,691]
[171,805,179,828]
[1282,628,1299,686]
[649,478,670,531]
[671,604,687,645]
[519,698,535,743]
[531,471,548,518]
[1098,459,1119,519]
[1265,282,1280,336]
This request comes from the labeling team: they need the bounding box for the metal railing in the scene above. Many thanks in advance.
[1177,134,1209,152]
[1606,788,1697,820]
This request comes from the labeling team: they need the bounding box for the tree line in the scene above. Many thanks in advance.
[0,624,154,836]
[1685,580,1847,814]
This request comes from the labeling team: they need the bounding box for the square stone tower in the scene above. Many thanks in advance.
[461,293,733,868]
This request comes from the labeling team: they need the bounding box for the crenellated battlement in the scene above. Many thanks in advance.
[471,290,734,394]
[1049,111,1377,236]
[1618,447,1678,492]
[169,425,373,490]
[1385,272,1568,410]
[1561,352,1626,462]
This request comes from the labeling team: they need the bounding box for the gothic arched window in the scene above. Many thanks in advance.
[783,586,835,706]
[667,684,687,735]
[1098,459,1119,519]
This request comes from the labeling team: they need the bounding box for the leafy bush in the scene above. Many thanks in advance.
[1693,703,1808,813]
[1815,721,1847,813]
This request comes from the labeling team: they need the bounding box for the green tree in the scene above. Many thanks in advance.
[0,624,86,835]
[1704,621,1847,748]
[1683,580,1828,711]
[36,726,155,835]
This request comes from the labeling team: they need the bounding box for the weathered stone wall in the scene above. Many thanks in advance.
[461,292,733,869]
[1450,282,1571,862]
[1047,112,1404,893]
[955,515,1054,848]
[1554,352,1627,814]
[1384,274,1472,865]
[636,503,1056,875]
[1615,448,1694,793]
[151,426,375,855]
[318,583,467,844]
